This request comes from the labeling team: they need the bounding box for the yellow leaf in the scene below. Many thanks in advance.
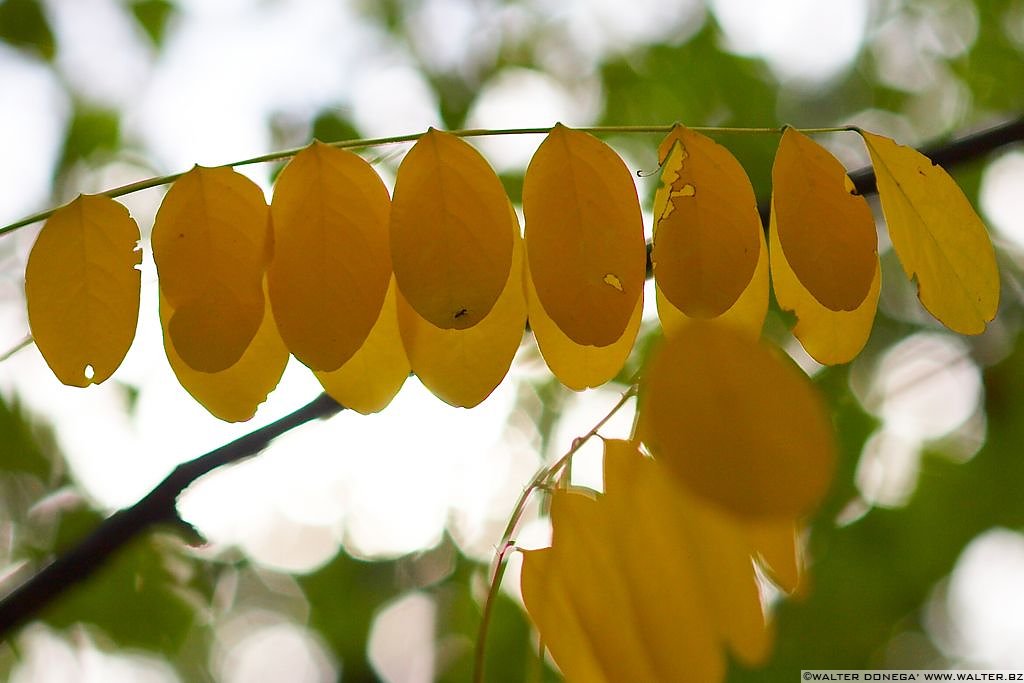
[769,206,880,364]
[745,519,804,595]
[315,278,409,414]
[160,279,287,422]
[269,142,392,371]
[396,212,525,408]
[152,165,272,372]
[389,128,513,330]
[639,322,836,518]
[523,124,645,346]
[25,195,141,387]
[772,128,877,311]
[651,125,761,318]
[524,259,641,391]
[657,222,769,339]
[521,440,772,682]
[861,130,999,334]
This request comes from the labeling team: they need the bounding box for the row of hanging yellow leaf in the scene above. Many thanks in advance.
[19,123,999,681]
[24,124,999,421]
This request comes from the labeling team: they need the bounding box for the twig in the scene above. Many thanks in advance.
[0,392,343,640]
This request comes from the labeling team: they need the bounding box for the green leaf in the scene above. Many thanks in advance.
[300,552,399,680]
[57,105,121,172]
[129,0,175,47]
[42,531,201,653]
[0,395,60,483]
[0,0,54,60]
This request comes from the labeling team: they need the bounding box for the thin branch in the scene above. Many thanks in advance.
[0,121,955,238]
[473,383,638,683]
[0,392,343,640]
[0,336,32,363]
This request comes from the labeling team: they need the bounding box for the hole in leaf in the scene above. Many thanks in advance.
[678,183,695,197]
[84,364,95,381]
[603,274,624,291]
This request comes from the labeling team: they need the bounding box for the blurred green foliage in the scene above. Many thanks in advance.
[2,0,1024,680]
[0,0,53,60]
[129,0,175,47]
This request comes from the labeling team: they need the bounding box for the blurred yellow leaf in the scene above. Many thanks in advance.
[523,124,645,347]
[746,519,804,595]
[390,128,513,330]
[652,125,761,318]
[152,165,271,373]
[25,194,141,387]
[521,440,772,682]
[315,278,409,414]
[269,142,391,371]
[396,212,525,408]
[657,221,769,339]
[524,260,641,391]
[861,130,999,334]
[160,280,287,422]
[769,205,880,364]
[639,322,836,518]
[772,128,877,311]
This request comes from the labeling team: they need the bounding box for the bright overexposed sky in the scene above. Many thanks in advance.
[1,0,1022,679]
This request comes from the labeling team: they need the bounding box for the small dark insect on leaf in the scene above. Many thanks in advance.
[454,308,468,319]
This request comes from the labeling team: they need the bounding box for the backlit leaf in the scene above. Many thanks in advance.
[861,130,999,334]
[772,128,877,311]
[160,280,287,422]
[25,194,141,387]
[390,128,513,330]
[269,142,392,371]
[639,322,836,518]
[651,125,760,317]
[769,206,880,364]
[521,440,771,682]
[523,124,645,346]
[397,212,525,408]
[657,222,769,339]
[315,279,409,414]
[152,165,271,372]
[525,260,641,391]
[746,519,804,595]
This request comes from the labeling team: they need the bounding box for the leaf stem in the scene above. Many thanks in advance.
[0,336,33,363]
[472,383,638,683]
[0,124,855,237]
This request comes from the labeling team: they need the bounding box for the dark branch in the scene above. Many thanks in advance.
[2,115,1024,641]
[0,392,343,640]
[850,116,1024,196]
